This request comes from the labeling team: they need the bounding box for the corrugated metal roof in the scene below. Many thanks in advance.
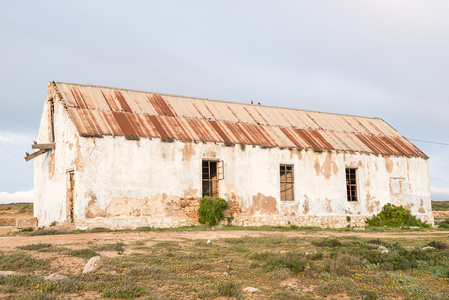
[53,81,427,158]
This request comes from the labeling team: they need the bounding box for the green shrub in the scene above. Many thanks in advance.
[67,249,99,259]
[260,252,308,274]
[306,252,323,260]
[102,282,147,298]
[312,238,342,248]
[425,241,448,250]
[216,282,239,297]
[17,243,53,251]
[198,197,229,226]
[27,229,71,236]
[86,227,112,233]
[0,253,49,272]
[365,204,430,227]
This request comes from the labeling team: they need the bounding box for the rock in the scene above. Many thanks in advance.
[0,271,18,276]
[242,287,261,293]
[44,273,68,280]
[377,246,389,253]
[422,246,435,250]
[15,217,38,230]
[82,256,103,273]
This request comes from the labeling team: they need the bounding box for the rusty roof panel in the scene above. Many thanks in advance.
[67,108,88,135]
[101,111,124,136]
[198,120,224,142]
[76,109,98,135]
[111,112,138,137]
[88,110,111,135]
[54,82,427,158]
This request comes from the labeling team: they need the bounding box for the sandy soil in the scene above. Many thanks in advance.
[1,229,447,252]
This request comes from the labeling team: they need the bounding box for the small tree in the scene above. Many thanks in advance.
[198,197,229,226]
[365,203,430,228]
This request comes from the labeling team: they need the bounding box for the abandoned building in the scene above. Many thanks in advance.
[26,81,434,229]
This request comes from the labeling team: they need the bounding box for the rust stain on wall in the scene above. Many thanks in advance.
[290,148,302,160]
[385,157,393,173]
[182,142,196,162]
[68,143,73,150]
[48,152,55,179]
[251,193,278,215]
[313,158,321,176]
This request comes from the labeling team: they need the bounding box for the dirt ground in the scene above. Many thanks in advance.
[2,229,447,252]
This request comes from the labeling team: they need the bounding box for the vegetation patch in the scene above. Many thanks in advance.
[0,252,50,272]
[198,196,229,226]
[102,282,147,298]
[365,204,430,227]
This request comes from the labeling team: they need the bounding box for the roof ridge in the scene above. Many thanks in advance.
[53,81,382,121]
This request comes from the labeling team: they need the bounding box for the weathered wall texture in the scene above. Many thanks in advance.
[34,88,80,225]
[34,88,433,229]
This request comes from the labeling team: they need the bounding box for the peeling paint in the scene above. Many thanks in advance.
[182,142,196,162]
[48,152,55,179]
[325,198,333,213]
[251,193,278,215]
[303,195,310,215]
[72,135,84,172]
[204,150,217,158]
[418,199,426,214]
[366,199,380,213]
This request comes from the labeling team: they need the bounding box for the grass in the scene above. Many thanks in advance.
[0,203,33,215]
[2,228,449,299]
[0,252,50,272]
[431,200,449,211]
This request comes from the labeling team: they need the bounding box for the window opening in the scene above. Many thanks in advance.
[280,165,294,201]
[202,160,219,198]
[49,98,55,143]
[67,170,75,221]
[346,168,358,202]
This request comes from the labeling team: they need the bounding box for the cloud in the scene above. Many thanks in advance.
[0,132,32,143]
[431,186,449,201]
[0,189,33,204]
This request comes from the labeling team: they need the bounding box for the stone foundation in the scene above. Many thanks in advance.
[74,211,434,230]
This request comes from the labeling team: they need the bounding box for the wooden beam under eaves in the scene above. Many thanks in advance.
[24,149,49,161]
[32,143,55,150]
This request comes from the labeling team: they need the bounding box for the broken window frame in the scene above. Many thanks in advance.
[345,168,358,202]
[202,160,222,198]
[280,164,294,201]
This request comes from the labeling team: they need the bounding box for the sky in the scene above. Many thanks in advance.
[0,0,448,203]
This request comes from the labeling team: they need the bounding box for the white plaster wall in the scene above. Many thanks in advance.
[34,90,79,226]
[73,136,433,229]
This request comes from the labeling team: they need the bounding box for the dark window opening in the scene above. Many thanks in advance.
[280,165,294,201]
[346,168,358,202]
[202,160,219,198]
[67,170,75,221]
[49,99,55,143]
